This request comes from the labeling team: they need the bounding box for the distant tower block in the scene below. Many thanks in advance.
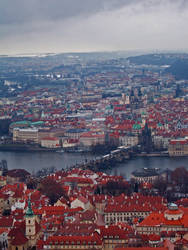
[121,93,129,104]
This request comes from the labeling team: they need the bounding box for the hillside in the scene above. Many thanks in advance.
[127,53,188,66]
[165,59,188,80]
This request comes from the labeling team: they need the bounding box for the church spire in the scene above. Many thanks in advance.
[25,198,34,217]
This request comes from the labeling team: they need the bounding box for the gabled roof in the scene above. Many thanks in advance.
[0,217,13,228]
[44,233,102,245]
[99,225,128,240]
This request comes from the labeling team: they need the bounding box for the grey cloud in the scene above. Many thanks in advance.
[0,0,131,25]
[0,0,187,25]
[0,0,188,54]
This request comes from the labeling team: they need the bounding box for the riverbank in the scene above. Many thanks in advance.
[0,144,57,152]
[136,152,169,157]
[0,151,187,178]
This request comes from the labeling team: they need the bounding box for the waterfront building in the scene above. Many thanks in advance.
[38,128,65,143]
[80,132,105,147]
[131,168,160,184]
[41,137,60,148]
[13,128,38,144]
[153,135,171,150]
[119,134,139,147]
[62,138,79,149]
[168,138,188,156]
[64,128,87,140]
[9,121,30,134]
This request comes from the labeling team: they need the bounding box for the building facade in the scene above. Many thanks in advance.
[13,128,38,144]
[168,138,188,156]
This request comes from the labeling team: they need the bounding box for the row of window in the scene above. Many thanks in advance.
[48,241,98,245]
[105,212,147,216]
[171,151,187,155]
[44,245,101,249]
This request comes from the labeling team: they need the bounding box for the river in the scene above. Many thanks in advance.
[0,151,188,178]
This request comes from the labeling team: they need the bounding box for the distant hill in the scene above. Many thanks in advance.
[165,59,188,80]
[127,53,188,66]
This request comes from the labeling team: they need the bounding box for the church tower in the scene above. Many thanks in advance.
[25,199,36,243]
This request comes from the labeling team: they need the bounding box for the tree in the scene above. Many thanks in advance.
[102,179,131,196]
[26,177,38,189]
[0,119,11,135]
[171,167,188,187]
[38,177,68,205]
[153,178,168,196]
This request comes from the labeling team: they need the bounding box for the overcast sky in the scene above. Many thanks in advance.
[0,0,188,55]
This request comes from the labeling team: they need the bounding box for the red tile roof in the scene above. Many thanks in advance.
[44,233,102,246]
[0,217,13,228]
[115,248,168,250]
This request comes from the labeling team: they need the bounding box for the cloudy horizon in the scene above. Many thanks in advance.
[0,0,188,55]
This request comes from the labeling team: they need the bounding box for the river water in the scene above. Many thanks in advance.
[0,151,188,178]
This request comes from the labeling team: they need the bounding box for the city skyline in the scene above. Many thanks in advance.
[0,0,188,55]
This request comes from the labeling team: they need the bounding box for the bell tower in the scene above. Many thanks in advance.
[25,199,36,239]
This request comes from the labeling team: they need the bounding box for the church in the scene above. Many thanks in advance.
[8,200,41,250]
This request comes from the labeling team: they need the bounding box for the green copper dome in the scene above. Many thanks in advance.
[25,199,34,217]
[132,123,141,130]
